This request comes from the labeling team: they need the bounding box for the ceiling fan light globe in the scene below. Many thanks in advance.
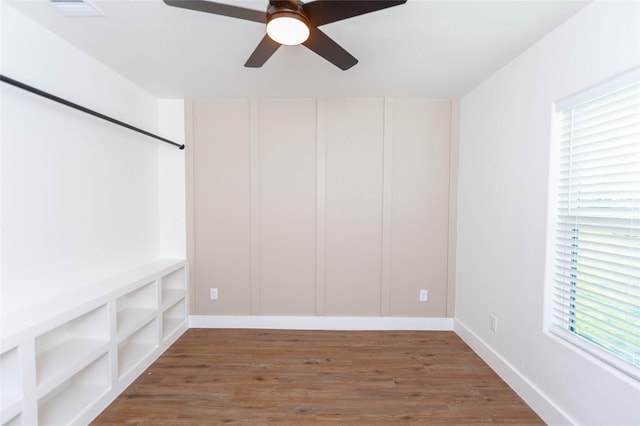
[266,15,309,46]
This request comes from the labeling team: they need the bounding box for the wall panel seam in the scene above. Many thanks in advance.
[381,98,393,316]
[315,99,327,316]
[250,98,260,315]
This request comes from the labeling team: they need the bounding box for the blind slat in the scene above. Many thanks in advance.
[560,110,640,141]
[554,272,640,301]
[556,216,640,231]
[560,141,640,164]
[552,286,640,321]
[556,235,640,259]
[556,254,640,283]
[559,131,639,154]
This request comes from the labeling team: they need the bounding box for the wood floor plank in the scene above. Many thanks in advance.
[93,329,543,425]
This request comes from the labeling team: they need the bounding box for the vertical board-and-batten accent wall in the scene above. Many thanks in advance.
[188,98,456,319]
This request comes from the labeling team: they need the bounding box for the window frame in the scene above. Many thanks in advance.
[545,67,640,381]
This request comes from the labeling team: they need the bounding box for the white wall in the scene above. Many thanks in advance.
[456,1,640,425]
[0,3,184,316]
[158,99,186,259]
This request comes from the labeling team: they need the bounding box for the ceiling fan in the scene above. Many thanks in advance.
[163,0,407,70]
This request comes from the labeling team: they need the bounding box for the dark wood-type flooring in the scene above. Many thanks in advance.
[93,329,543,425]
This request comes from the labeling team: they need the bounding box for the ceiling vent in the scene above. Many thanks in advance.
[49,0,103,17]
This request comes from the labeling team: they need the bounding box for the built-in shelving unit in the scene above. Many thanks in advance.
[0,259,188,426]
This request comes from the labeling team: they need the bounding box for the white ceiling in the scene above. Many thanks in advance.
[6,0,589,99]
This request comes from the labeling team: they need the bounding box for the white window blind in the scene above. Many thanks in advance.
[552,75,640,380]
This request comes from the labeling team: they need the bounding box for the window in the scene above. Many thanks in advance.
[550,70,639,380]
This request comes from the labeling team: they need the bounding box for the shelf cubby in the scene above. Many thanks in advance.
[162,299,186,340]
[116,281,158,338]
[35,306,109,390]
[161,267,186,308]
[118,318,158,379]
[37,353,110,426]
[1,347,22,424]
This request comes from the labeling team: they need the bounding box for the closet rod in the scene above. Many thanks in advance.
[0,74,185,150]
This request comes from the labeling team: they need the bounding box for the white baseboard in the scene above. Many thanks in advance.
[454,319,574,425]
[189,315,454,331]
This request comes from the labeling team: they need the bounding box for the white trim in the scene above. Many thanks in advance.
[549,326,640,385]
[454,319,575,426]
[555,66,640,111]
[549,76,640,379]
[315,99,326,316]
[380,98,393,316]
[250,98,260,314]
[189,315,454,331]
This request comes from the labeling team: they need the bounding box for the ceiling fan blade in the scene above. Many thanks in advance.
[245,35,281,68]
[303,27,357,70]
[304,0,407,26]
[163,0,266,23]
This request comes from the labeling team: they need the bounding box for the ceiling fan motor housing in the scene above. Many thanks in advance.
[266,2,310,45]
[266,2,310,26]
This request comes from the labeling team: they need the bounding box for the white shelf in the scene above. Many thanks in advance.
[38,354,110,426]
[0,259,188,426]
[36,339,108,391]
[1,259,185,341]
[162,289,185,308]
[116,308,155,338]
[161,268,185,290]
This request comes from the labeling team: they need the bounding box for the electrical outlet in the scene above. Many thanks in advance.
[210,288,219,300]
[489,314,497,333]
[419,289,428,302]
